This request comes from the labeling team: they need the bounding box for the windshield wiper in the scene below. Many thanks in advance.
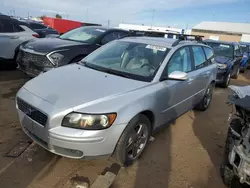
[103,68,131,79]
[79,62,131,79]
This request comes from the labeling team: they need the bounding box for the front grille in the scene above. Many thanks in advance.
[17,98,48,126]
[17,50,52,68]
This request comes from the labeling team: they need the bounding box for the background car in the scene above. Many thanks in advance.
[204,40,242,88]
[0,15,38,68]
[16,37,217,166]
[20,20,59,38]
[239,42,250,72]
[16,26,130,77]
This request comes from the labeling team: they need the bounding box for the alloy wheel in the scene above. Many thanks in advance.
[126,123,149,160]
[226,74,231,86]
[204,85,213,108]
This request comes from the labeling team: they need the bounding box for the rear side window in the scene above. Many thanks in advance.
[203,47,215,64]
[0,19,24,33]
[192,46,207,69]
[1,19,15,32]
[30,23,46,29]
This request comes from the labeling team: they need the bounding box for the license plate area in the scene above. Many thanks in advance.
[22,114,34,134]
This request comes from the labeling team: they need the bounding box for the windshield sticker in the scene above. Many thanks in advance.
[95,29,106,32]
[220,44,230,48]
[146,45,166,52]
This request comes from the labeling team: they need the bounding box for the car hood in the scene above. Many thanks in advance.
[23,64,148,111]
[214,56,233,65]
[22,38,89,53]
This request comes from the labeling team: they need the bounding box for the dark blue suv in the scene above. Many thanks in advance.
[204,40,242,88]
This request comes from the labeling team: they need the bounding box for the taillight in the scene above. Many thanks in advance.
[32,34,39,38]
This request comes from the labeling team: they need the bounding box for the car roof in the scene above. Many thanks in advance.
[240,42,250,46]
[120,36,205,48]
[78,26,128,32]
[204,39,239,45]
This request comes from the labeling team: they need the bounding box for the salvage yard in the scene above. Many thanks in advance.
[0,69,250,188]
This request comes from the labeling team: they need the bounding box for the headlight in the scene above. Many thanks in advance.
[48,53,64,66]
[216,63,227,69]
[62,113,117,130]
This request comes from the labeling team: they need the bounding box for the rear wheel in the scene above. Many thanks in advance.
[113,114,151,167]
[195,83,214,111]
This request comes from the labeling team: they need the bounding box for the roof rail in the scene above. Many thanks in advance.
[171,34,204,47]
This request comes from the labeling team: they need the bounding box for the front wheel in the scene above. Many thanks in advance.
[113,114,151,167]
[195,83,214,111]
[232,67,240,79]
[221,73,231,88]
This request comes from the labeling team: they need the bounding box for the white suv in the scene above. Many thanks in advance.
[0,15,38,65]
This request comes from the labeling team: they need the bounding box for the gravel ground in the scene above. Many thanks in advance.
[0,68,249,188]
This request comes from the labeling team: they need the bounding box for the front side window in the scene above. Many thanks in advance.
[167,47,192,75]
[203,47,215,64]
[192,46,207,69]
[81,41,169,82]
[60,27,106,43]
[206,42,234,58]
[101,32,119,45]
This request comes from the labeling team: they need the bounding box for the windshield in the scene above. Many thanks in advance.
[59,27,106,43]
[81,41,169,82]
[206,42,234,58]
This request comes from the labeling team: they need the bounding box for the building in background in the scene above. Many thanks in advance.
[192,21,250,42]
[118,23,191,36]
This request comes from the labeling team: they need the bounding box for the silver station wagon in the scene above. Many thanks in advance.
[16,36,217,166]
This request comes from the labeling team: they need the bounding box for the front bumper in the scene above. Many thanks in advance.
[215,69,228,84]
[16,89,127,159]
[229,145,250,185]
[16,49,54,77]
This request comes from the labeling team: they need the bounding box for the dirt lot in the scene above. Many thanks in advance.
[0,69,250,188]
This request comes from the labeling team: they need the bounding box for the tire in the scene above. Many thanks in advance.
[221,119,242,187]
[232,67,240,79]
[195,83,214,111]
[113,114,151,167]
[220,164,235,187]
[221,73,231,88]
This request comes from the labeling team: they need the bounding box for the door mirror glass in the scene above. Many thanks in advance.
[168,71,188,81]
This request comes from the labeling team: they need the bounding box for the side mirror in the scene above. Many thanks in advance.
[167,71,188,81]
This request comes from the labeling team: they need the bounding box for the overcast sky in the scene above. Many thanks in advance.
[1,0,250,28]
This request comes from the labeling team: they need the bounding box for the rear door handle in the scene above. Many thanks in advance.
[188,78,194,84]
[203,71,211,77]
[9,36,20,39]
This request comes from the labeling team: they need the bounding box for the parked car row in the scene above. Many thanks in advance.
[0,14,59,65]
[16,26,130,76]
